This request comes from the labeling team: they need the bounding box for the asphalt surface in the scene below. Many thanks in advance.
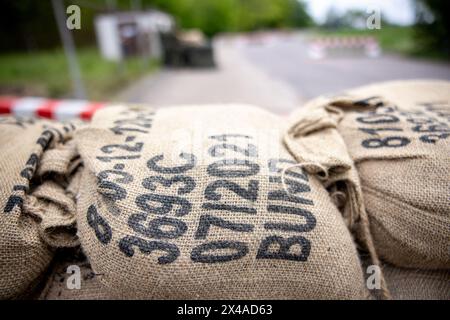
[240,33,450,100]
[119,32,450,114]
[117,38,299,114]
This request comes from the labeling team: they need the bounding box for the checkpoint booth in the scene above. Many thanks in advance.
[94,10,175,62]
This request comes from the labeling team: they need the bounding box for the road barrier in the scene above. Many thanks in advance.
[0,96,105,120]
[308,36,381,59]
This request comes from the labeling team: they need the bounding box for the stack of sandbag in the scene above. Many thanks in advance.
[73,104,369,299]
[0,116,81,299]
[284,80,450,272]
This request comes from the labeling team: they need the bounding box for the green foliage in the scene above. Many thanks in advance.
[414,0,450,58]
[148,0,312,36]
[0,48,159,99]
[0,0,312,51]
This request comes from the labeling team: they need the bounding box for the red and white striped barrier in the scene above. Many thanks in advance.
[308,36,381,59]
[0,96,106,120]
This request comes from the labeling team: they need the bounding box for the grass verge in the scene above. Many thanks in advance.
[0,47,159,100]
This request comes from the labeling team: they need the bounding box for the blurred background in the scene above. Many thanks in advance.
[0,0,449,114]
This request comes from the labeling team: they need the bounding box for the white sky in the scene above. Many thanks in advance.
[303,0,416,25]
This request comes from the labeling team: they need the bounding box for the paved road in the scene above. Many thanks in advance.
[117,39,299,115]
[118,32,450,114]
[240,33,450,100]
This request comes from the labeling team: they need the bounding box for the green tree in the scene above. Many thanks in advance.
[149,0,311,35]
[415,0,450,56]
[0,0,313,52]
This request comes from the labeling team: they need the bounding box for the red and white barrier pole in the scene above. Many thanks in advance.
[308,36,381,59]
[0,96,106,120]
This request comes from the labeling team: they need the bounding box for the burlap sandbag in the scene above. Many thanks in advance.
[383,266,450,300]
[75,104,368,299]
[38,248,116,300]
[0,116,80,299]
[284,80,450,270]
[360,255,450,300]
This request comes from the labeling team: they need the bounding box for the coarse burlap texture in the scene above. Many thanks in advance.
[75,104,368,299]
[384,265,450,300]
[285,80,450,270]
[38,248,116,300]
[360,255,450,300]
[0,116,81,299]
